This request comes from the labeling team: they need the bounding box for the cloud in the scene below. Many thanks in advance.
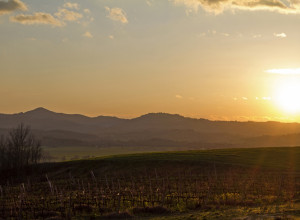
[105,7,128,23]
[63,2,79,10]
[290,0,300,8]
[266,68,300,75]
[83,8,90,14]
[10,12,64,26]
[146,0,154,6]
[0,0,27,15]
[255,96,271,100]
[109,35,114,39]
[83,31,93,38]
[55,8,83,21]
[221,32,230,37]
[171,0,300,14]
[252,34,262,38]
[198,30,231,37]
[175,95,183,99]
[274,32,287,38]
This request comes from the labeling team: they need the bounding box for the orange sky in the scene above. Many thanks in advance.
[1,0,300,122]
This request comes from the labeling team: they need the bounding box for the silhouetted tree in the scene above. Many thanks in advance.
[0,124,42,171]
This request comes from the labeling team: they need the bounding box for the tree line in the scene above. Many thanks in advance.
[0,124,42,171]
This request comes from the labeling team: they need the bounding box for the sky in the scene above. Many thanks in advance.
[1,0,300,121]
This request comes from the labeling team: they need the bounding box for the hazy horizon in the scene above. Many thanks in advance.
[2,0,300,122]
[2,106,300,123]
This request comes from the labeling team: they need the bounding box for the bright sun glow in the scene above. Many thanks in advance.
[266,68,300,75]
[274,79,300,114]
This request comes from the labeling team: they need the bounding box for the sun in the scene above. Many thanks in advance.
[274,79,300,114]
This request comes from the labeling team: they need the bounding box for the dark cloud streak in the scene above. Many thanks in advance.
[10,12,64,26]
[0,0,27,15]
[173,0,300,14]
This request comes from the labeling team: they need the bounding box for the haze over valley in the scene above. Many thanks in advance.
[1,107,300,160]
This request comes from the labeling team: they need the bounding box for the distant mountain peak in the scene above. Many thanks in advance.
[25,107,55,115]
[33,107,50,111]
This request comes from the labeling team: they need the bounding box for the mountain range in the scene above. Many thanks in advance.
[1,107,300,149]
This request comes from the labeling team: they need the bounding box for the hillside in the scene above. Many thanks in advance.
[39,146,300,178]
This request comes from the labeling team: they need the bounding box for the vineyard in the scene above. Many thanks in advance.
[0,147,299,219]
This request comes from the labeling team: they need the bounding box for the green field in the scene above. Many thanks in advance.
[42,146,300,177]
[1,147,299,219]
[43,146,197,162]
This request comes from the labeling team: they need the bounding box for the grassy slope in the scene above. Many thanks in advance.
[43,145,193,162]
[40,146,300,179]
[39,146,300,219]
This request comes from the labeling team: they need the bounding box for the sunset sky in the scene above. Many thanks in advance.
[1,0,300,121]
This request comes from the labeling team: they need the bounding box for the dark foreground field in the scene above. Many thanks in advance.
[0,147,299,219]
